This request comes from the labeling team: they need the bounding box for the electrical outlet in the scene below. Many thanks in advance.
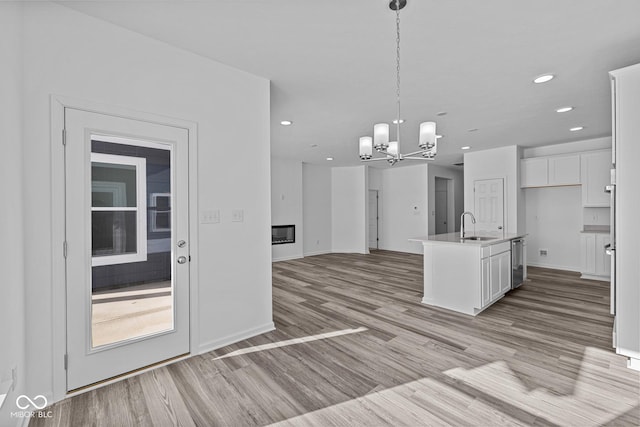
[539,249,548,256]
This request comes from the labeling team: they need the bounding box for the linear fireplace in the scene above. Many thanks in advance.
[272,225,295,245]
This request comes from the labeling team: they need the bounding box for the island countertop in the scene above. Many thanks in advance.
[409,232,526,247]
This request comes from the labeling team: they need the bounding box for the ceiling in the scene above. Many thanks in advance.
[60,0,640,168]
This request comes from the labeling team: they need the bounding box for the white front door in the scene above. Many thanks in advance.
[64,108,190,391]
[474,178,504,233]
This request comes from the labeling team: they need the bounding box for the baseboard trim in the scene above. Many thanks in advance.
[303,250,332,257]
[580,273,611,281]
[526,262,580,272]
[197,322,276,355]
[272,255,303,262]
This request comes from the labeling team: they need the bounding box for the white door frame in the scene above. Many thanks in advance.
[50,95,199,402]
[434,176,454,234]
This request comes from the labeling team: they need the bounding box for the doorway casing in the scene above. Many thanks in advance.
[50,95,200,402]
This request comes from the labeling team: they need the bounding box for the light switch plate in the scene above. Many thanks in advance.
[201,209,220,224]
[232,209,244,222]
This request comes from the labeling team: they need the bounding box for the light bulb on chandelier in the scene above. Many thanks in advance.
[358,0,439,165]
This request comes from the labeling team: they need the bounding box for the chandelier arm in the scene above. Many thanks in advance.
[402,149,427,157]
[375,149,400,159]
[360,157,396,163]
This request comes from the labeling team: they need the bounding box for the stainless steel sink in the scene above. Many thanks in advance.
[461,236,496,241]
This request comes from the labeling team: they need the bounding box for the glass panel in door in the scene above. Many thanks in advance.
[90,138,173,348]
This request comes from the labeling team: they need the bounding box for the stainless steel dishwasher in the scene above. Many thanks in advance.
[511,238,526,289]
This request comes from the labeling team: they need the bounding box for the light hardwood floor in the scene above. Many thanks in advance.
[33,251,639,426]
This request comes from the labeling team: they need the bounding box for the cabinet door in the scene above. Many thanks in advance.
[580,233,596,275]
[481,257,491,307]
[490,255,502,301]
[549,155,581,186]
[499,251,512,293]
[581,151,612,207]
[596,234,611,277]
[521,158,548,188]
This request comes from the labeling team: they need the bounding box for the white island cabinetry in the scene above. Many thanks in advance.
[411,234,523,316]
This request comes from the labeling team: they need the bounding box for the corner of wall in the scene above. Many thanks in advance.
[0,2,26,424]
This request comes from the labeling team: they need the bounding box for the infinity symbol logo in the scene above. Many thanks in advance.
[16,395,48,410]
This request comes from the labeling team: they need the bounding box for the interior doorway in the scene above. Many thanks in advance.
[434,177,450,235]
[369,190,379,249]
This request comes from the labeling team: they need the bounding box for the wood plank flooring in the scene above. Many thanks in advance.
[33,251,639,426]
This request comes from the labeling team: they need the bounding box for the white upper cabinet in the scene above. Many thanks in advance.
[581,150,612,207]
[548,155,581,186]
[521,157,548,187]
[520,154,581,188]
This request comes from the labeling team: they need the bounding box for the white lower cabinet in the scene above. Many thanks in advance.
[420,237,519,316]
[481,257,491,307]
[580,232,611,280]
[480,244,512,309]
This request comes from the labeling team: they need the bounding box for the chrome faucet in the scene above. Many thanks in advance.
[460,211,476,238]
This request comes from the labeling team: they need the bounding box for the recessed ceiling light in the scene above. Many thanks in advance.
[461,146,471,150]
[467,128,479,132]
[570,126,584,132]
[280,120,293,126]
[326,157,334,161]
[392,119,405,124]
[556,106,574,113]
[436,135,443,139]
[436,111,448,116]
[533,74,554,84]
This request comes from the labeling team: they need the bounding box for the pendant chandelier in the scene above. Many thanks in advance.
[358,0,438,166]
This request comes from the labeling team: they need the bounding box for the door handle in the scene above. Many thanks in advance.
[177,256,187,264]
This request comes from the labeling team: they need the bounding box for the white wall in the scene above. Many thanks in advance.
[0,3,25,425]
[428,164,464,234]
[303,164,332,256]
[21,2,272,402]
[368,166,383,190]
[271,158,303,261]
[380,164,428,254]
[522,136,611,157]
[332,166,368,253]
[464,146,523,234]
[525,186,583,271]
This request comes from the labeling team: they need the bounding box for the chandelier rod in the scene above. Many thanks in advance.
[395,0,401,148]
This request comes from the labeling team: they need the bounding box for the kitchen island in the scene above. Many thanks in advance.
[410,233,526,316]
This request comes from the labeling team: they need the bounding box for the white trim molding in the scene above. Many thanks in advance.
[197,322,276,356]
